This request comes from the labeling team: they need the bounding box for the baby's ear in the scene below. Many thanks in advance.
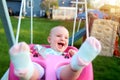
[47,36,51,43]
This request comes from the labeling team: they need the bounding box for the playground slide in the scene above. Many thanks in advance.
[69,27,86,45]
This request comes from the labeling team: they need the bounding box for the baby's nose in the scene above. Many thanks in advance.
[61,36,65,40]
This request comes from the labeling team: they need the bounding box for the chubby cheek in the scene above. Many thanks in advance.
[65,40,69,47]
[50,41,58,49]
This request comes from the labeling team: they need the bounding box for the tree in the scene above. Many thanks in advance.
[40,0,58,18]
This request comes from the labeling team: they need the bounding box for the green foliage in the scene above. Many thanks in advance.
[40,0,58,18]
[40,0,58,8]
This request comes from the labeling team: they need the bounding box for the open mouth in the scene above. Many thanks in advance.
[58,42,65,48]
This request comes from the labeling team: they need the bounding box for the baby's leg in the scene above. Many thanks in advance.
[57,36,101,80]
[56,65,81,80]
[9,42,44,80]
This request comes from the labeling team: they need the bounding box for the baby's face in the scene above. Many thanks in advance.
[48,27,69,52]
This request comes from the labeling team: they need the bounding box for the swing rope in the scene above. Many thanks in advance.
[15,0,24,44]
[30,0,33,44]
[71,0,79,46]
[77,4,83,32]
[16,0,33,44]
[71,0,89,46]
[85,0,89,38]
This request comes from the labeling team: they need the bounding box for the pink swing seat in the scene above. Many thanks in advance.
[8,44,93,80]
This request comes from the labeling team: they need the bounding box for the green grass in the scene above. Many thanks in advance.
[0,17,120,80]
[93,56,120,80]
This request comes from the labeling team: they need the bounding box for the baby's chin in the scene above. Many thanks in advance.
[57,48,66,52]
[54,45,67,52]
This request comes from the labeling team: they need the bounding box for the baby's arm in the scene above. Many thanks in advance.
[34,45,47,58]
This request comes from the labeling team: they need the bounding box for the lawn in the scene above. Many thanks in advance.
[0,17,120,80]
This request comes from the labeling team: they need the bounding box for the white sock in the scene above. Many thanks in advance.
[9,42,34,79]
[70,36,101,71]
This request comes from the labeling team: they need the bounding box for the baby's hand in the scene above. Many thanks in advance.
[68,49,77,56]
